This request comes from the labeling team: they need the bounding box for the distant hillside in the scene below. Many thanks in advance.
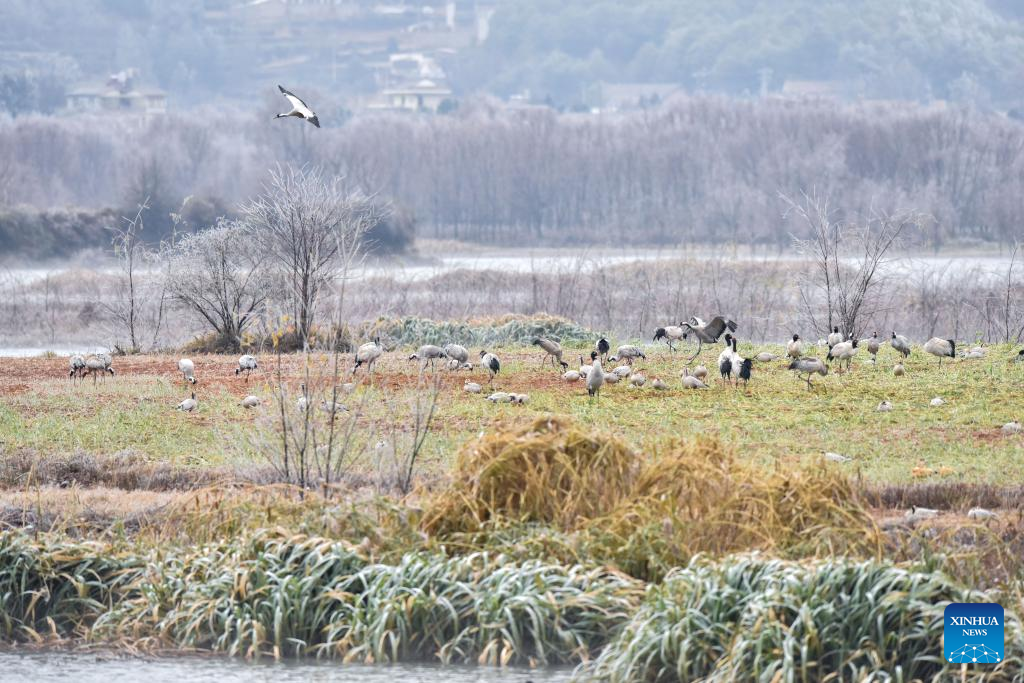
[455,0,1024,108]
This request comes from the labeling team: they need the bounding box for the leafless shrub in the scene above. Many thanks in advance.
[102,203,167,353]
[784,191,926,339]
[374,373,441,494]
[242,165,381,349]
[162,219,272,351]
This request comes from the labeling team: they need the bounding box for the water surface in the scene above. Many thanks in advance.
[0,651,576,683]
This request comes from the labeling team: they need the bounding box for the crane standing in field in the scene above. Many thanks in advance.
[235,354,258,380]
[680,316,738,361]
[788,356,828,390]
[479,350,500,384]
[890,332,912,360]
[923,337,956,366]
[69,355,86,382]
[353,338,384,375]
[653,324,687,352]
[532,338,567,370]
[586,351,604,400]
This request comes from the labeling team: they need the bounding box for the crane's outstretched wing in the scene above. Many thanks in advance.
[278,84,308,109]
[704,316,739,340]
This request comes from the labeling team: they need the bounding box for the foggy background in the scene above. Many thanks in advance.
[1,0,1023,353]
[0,0,1023,257]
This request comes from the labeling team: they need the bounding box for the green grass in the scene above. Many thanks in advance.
[2,344,1022,482]
[0,377,244,465]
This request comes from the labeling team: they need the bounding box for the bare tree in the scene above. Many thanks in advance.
[242,165,381,349]
[1001,241,1024,343]
[103,203,166,353]
[162,219,272,350]
[784,191,926,339]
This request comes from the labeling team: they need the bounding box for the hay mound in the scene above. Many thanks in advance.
[423,416,635,535]
[424,417,881,580]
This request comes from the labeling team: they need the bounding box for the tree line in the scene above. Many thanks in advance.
[1,96,1023,253]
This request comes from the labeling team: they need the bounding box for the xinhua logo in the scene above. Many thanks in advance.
[944,603,1004,664]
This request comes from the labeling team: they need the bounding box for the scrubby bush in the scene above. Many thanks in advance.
[366,314,597,348]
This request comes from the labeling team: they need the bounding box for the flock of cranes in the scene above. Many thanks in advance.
[65,313,1024,411]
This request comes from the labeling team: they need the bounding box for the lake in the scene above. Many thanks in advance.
[0,650,577,683]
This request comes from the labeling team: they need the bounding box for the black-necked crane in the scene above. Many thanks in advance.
[827,326,843,350]
[725,337,749,387]
[1014,349,1024,363]
[479,350,500,384]
[923,337,955,365]
[240,395,261,408]
[753,351,779,362]
[178,358,197,385]
[786,334,803,359]
[653,324,686,352]
[69,354,86,382]
[532,338,567,369]
[176,392,197,412]
[586,351,604,400]
[353,338,384,374]
[890,332,911,360]
[827,337,859,371]
[596,337,610,361]
[865,332,881,364]
[235,354,258,380]
[443,343,469,367]
[680,316,738,361]
[737,357,753,388]
[275,85,320,128]
[82,354,115,383]
[788,356,828,389]
[409,344,446,371]
[464,381,482,394]
[717,342,733,385]
[609,345,645,365]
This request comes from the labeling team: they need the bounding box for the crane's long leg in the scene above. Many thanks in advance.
[685,339,702,363]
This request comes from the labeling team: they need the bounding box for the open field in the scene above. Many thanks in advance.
[1,342,1021,485]
[2,341,1024,679]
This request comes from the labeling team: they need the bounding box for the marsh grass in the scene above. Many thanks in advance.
[1,528,1020,681]
[586,555,1024,682]
[0,529,641,665]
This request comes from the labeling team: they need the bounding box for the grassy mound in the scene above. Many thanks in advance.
[366,314,596,348]
[586,555,1024,682]
[424,416,881,580]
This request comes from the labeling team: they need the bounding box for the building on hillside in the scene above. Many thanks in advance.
[368,78,454,112]
[65,69,166,114]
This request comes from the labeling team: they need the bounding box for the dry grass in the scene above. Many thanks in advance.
[423,416,881,580]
